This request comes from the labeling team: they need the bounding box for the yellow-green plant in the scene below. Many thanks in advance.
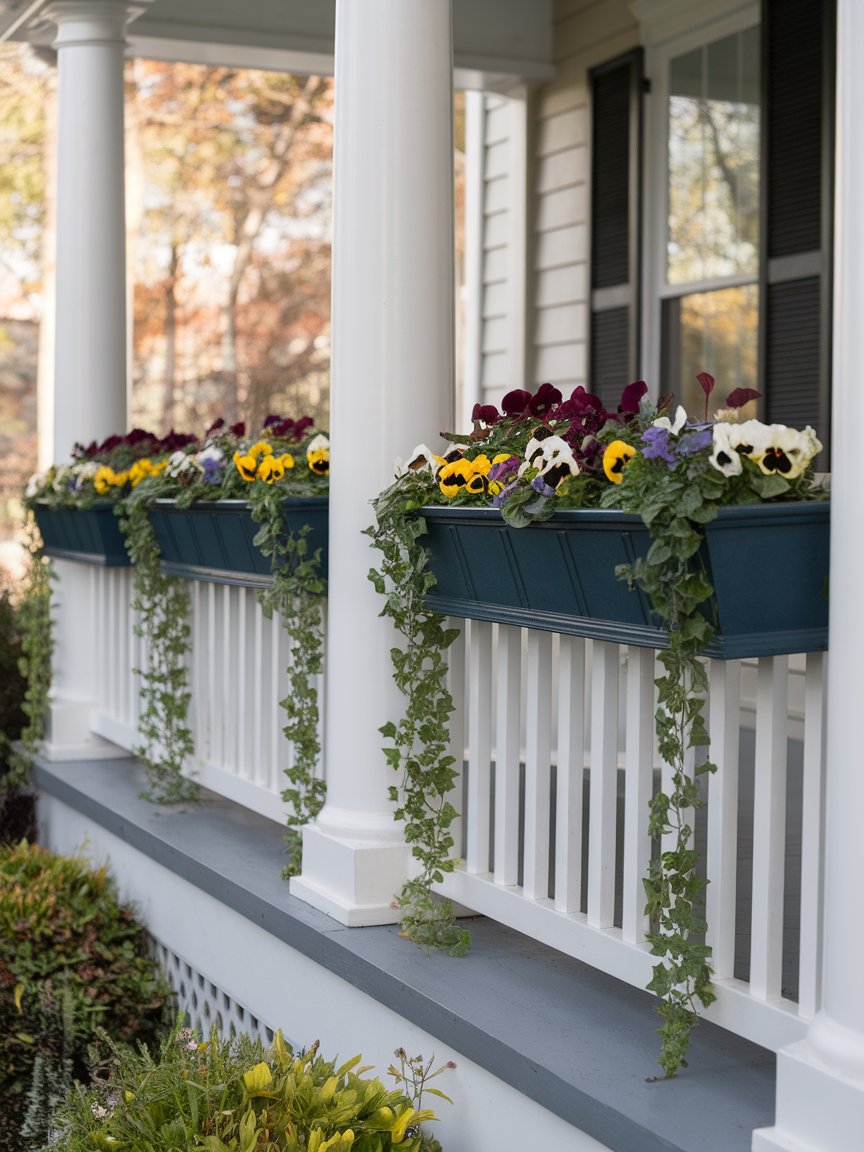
[49,1024,448,1151]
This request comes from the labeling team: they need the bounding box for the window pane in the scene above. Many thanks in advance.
[667,26,760,285]
[662,284,759,418]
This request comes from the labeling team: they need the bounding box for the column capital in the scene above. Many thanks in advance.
[43,0,152,44]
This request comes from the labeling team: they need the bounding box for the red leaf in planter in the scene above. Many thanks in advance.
[725,387,762,409]
[697,372,715,420]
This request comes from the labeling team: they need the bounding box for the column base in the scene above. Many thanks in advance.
[753,1036,864,1152]
[289,822,412,926]
[43,699,131,762]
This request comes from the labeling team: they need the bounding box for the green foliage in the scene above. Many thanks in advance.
[0,576,27,801]
[366,473,470,958]
[0,842,174,1150]
[117,493,198,804]
[47,1025,447,1152]
[8,514,54,793]
[248,485,327,875]
[603,456,721,1076]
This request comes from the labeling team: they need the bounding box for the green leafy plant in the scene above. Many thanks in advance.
[117,492,198,804]
[248,489,326,875]
[368,378,826,1073]
[47,1023,449,1151]
[8,514,54,795]
[366,478,469,957]
[0,841,174,1151]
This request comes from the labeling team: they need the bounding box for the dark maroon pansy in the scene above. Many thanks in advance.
[527,382,562,415]
[501,388,533,416]
[617,380,648,416]
[471,402,500,426]
[206,418,226,435]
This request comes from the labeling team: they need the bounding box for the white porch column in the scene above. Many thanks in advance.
[41,1,145,758]
[291,0,454,924]
[753,1,864,1148]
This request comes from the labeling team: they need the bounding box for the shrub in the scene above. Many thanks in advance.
[0,582,32,843]
[0,842,174,1150]
[47,1024,448,1151]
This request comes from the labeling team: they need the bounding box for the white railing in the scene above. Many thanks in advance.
[86,567,826,1053]
[90,567,324,824]
[437,619,827,1055]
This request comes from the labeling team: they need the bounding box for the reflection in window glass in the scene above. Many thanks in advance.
[663,284,759,418]
[667,27,760,285]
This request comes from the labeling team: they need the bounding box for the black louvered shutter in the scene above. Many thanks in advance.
[589,50,643,410]
[761,0,835,459]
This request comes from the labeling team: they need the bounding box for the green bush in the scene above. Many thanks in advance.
[0,842,174,1150]
[47,1025,447,1152]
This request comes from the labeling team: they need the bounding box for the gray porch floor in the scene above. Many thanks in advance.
[33,756,775,1152]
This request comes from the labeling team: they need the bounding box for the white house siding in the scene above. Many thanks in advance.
[477,93,517,408]
[530,0,640,392]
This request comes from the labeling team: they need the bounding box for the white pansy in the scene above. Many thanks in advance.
[708,423,743,477]
[394,444,440,477]
[306,433,329,453]
[518,434,579,485]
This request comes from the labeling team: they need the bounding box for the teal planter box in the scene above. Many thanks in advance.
[34,502,129,567]
[147,498,328,588]
[421,503,829,659]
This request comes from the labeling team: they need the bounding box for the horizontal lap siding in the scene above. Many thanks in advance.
[480,95,513,406]
[529,0,640,393]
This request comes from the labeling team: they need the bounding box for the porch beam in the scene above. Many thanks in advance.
[290,0,455,925]
[753,0,864,1147]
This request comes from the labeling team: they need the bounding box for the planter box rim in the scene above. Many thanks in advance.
[153,495,327,511]
[420,501,829,525]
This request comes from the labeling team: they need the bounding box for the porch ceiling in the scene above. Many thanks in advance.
[3,0,554,90]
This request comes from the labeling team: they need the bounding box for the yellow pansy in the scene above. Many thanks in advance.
[247,440,273,459]
[307,433,330,476]
[233,450,258,482]
[602,440,636,484]
[257,454,285,484]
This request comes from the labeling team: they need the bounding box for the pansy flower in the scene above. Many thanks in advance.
[603,440,636,483]
[306,433,330,475]
[518,434,579,488]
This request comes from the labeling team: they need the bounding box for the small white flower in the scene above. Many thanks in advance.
[90,1103,110,1119]
[652,405,688,436]
[394,444,440,477]
[307,433,329,453]
[25,472,43,498]
[166,451,199,478]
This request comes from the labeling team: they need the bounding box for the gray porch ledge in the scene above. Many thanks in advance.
[33,756,775,1152]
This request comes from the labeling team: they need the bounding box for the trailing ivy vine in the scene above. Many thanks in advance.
[10,513,54,788]
[604,470,720,1077]
[117,495,198,804]
[248,487,326,875]
[366,474,470,957]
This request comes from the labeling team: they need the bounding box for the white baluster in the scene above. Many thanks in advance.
[466,620,493,874]
[622,646,655,943]
[798,651,826,1020]
[587,641,619,928]
[523,630,553,900]
[750,655,789,1001]
[446,619,466,864]
[705,658,742,979]
[494,624,522,887]
[555,634,586,913]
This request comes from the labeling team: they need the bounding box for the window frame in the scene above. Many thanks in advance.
[640,2,761,398]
